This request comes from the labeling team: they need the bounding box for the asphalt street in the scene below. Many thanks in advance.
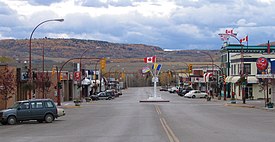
[0,87,275,142]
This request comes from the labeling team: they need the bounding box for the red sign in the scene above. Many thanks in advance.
[74,72,80,81]
[256,57,268,71]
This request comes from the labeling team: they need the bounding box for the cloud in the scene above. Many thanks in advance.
[28,0,62,6]
[2,0,275,50]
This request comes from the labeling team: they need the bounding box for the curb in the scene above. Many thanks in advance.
[224,103,255,108]
[62,105,81,109]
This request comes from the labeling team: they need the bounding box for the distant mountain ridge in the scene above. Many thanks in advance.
[0,38,220,63]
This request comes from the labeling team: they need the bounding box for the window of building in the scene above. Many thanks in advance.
[233,64,236,75]
[231,65,233,75]
[238,64,240,75]
[244,63,251,75]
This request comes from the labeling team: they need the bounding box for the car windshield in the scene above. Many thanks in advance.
[8,102,21,109]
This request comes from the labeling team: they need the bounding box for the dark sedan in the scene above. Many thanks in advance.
[90,92,113,101]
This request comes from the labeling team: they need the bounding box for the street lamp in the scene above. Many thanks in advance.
[79,48,92,99]
[219,31,246,103]
[29,18,64,99]
[197,51,214,97]
[108,64,120,88]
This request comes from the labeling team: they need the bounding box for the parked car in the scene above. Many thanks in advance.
[0,99,61,125]
[168,86,179,93]
[90,92,113,100]
[184,90,208,98]
[178,87,193,97]
[160,86,168,91]
[57,107,66,117]
[106,90,117,98]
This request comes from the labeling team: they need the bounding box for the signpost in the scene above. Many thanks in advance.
[140,61,169,102]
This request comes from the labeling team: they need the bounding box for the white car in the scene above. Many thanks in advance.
[57,107,66,117]
[184,90,208,98]
[168,87,179,93]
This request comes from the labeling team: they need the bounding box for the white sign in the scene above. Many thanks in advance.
[256,74,275,79]
[152,77,159,82]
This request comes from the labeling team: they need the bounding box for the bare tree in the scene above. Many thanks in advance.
[0,66,16,109]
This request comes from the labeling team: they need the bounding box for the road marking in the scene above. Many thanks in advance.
[155,105,162,115]
[155,105,179,142]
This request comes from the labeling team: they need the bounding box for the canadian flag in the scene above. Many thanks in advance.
[240,35,248,43]
[225,29,233,35]
[144,56,156,63]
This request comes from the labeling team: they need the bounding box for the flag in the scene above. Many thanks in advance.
[152,63,158,69]
[240,35,248,43]
[225,29,233,35]
[144,56,156,63]
[156,64,162,71]
[142,67,150,73]
[220,34,229,41]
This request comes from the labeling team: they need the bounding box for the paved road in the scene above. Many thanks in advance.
[1,87,275,142]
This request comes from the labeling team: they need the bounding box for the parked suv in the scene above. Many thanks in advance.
[0,99,60,125]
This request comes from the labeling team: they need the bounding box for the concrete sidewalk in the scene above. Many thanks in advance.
[210,98,275,111]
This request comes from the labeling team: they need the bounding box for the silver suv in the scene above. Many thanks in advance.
[0,99,59,125]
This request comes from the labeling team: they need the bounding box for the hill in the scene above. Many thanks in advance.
[0,38,220,63]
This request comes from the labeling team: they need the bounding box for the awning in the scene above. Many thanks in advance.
[203,73,213,82]
[231,76,240,83]
[225,76,233,83]
[230,76,258,84]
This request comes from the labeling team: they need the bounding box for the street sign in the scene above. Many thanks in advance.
[256,57,268,71]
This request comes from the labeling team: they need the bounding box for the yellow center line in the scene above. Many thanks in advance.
[155,105,180,142]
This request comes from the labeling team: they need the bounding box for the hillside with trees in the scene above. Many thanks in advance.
[0,38,220,63]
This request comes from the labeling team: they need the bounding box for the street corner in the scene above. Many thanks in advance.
[224,103,255,108]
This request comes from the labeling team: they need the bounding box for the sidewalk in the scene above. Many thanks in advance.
[56,100,94,108]
[210,98,275,111]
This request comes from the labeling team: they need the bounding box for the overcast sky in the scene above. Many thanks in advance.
[1,0,275,50]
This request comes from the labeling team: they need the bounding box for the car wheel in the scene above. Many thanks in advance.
[44,114,54,123]
[192,95,196,98]
[7,116,17,125]
[204,95,208,98]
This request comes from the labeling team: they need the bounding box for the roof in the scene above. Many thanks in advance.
[222,44,275,53]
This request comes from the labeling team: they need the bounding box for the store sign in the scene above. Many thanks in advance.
[256,57,268,71]
[74,71,80,81]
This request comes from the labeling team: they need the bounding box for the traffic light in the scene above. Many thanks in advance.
[59,74,63,81]
[58,82,62,89]
[51,67,56,76]
[100,58,106,71]
[32,72,37,80]
[188,64,192,73]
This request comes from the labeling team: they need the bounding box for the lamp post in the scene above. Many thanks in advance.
[56,57,98,106]
[29,18,64,99]
[197,51,214,97]
[108,65,120,88]
[79,48,92,100]
[222,31,246,103]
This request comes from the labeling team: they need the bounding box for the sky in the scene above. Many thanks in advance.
[1,0,275,50]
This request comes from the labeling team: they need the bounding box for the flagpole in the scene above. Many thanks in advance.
[153,56,157,98]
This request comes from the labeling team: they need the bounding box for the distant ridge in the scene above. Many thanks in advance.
[0,38,220,63]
